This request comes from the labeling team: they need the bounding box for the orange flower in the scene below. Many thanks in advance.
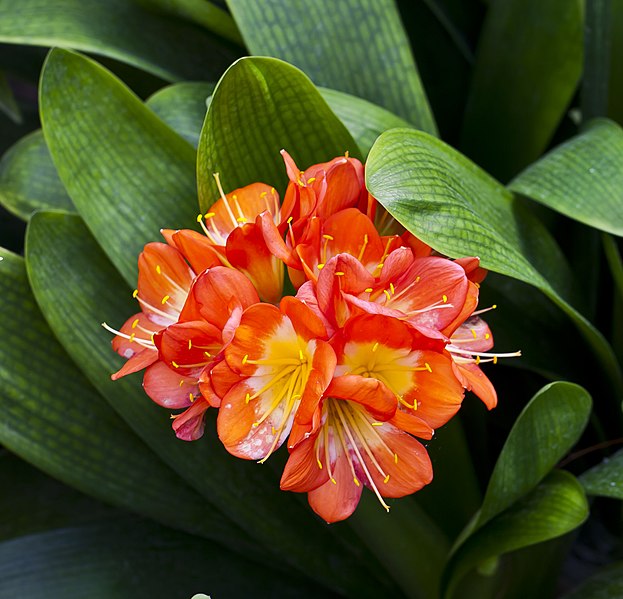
[214,297,336,460]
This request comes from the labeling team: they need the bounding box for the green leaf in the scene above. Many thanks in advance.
[608,0,623,124]
[0,70,21,123]
[197,56,360,212]
[0,248,252,549]
[580,448,623,499]
[0,453,118,542]
[0,516,330,599]
[319,87,412,157]
[25,211,396,599]
[509,119,623,237]
[227,0,437,133]
[0,129,73,220]
[40,48,198,285]
[460,0,583,180]
[478,382,592,527]
[443,471,589,599]
[0,0,237,82]
[146,81,214,148]
[562,560,623,598]
[366,127,623,396]
[139,0,243,45]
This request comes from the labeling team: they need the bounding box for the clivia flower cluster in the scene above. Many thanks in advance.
[106,151,517,522]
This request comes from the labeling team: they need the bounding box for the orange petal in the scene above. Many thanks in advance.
[325,375,396,421]
[169,229,223,273]
[454,362,498,409]
[280,435,329,492]
[143,361,199,408]
[172,396,210,441]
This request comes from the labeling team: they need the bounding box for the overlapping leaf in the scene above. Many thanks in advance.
[510,120,623,236]
[227,0,436,133]
[366,128,623,395]
[0,71,20,123]
[197,56,360,210]
[0,130,73,219]
[40,48,198,285]
[25,211,394,599]
[0,249,251,549]
[461,0,582,180]
[580,448,623,500]
[0,0,237,82]
[146,82,215,148]
[443,471,588,598]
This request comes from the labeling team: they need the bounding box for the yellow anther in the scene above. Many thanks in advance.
[150,333,155,343]
[384,474,390,483]
[236,217,247,223]
[260,191,267,198]
[287,216,293,224]
[242,354,249,365]
[179,380,185,387]
[353,477,361,487]
[307,177,316,184]
[335,271,345,276]
[204,351,212,358]
[245,393,251,404]
[205,212,215,218]
[317,263,325,270]
[188,339,192,350]
[161,295,170,304]
[172,361,180,369]
[493,356,498,364]
[377,262,384,270]
[189,393,195,402]
[442,294,448,303]
[132,289,139,298]
[372,342,379,352]
[372,422,383,427]
[485,333,491,340]
[476,356,481,365]
[389,283,395,294]
[232,194,238,200]
[471,328,478,339]
[364,287,373,293]
[415,276,421,283]
[196,214,203,222]
[271,187,276,195]
[156,265,161,274]
[299,349,305,361]
[330,478,337,485]
[425,362,432,373]
[394,453,398,464]
[492,304,497,309]
[252,422,259,428]
[131,318,139,329]
[129,333,135,343]
[345,150,350,158]
[383,289,392,301]
[323,234,334,241]
[271,426,276,435]
[317,459,323,469]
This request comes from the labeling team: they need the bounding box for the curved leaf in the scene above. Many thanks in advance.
[366,128,623,396]
[0,516,331,599]
[227,0,436,133]
[478,382,591,527]
[0,0,237,82]
[0,129,73,220]
[443,471,589,599]
[40,48,198,285]
[0,249,251,549]
[509,119,623,236]
[146,81,215,148]
[140,0,243,45]
[460,0,582,180]
[0,71,20,123]
[320,87,412,157]
[25,211,395,599]
[580,448,623,500]
[197,56,359,211]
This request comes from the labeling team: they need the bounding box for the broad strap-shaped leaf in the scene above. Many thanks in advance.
[478,382,591,527]
[509,119,623,237]
[580,448,623,500]
[0,516,331,599]
[140,0,243,45]
[0,129,73,220]
[460,0,582,180]
[25,211,395,599]
[608,0,623,124]
[320,88,412,157]
[0,248,251,550]
[562,560,623,598]
[0,0,237,82]
[227,0,436,133]
[0,71,20,123]
[146,82,215,148]
[366,128,623,396]
[197,56,360,211]
[443,471,589,599]
[40,48,198,285]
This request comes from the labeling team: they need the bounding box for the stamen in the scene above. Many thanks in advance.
[213,173,239,229]
[101,322,155,349]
